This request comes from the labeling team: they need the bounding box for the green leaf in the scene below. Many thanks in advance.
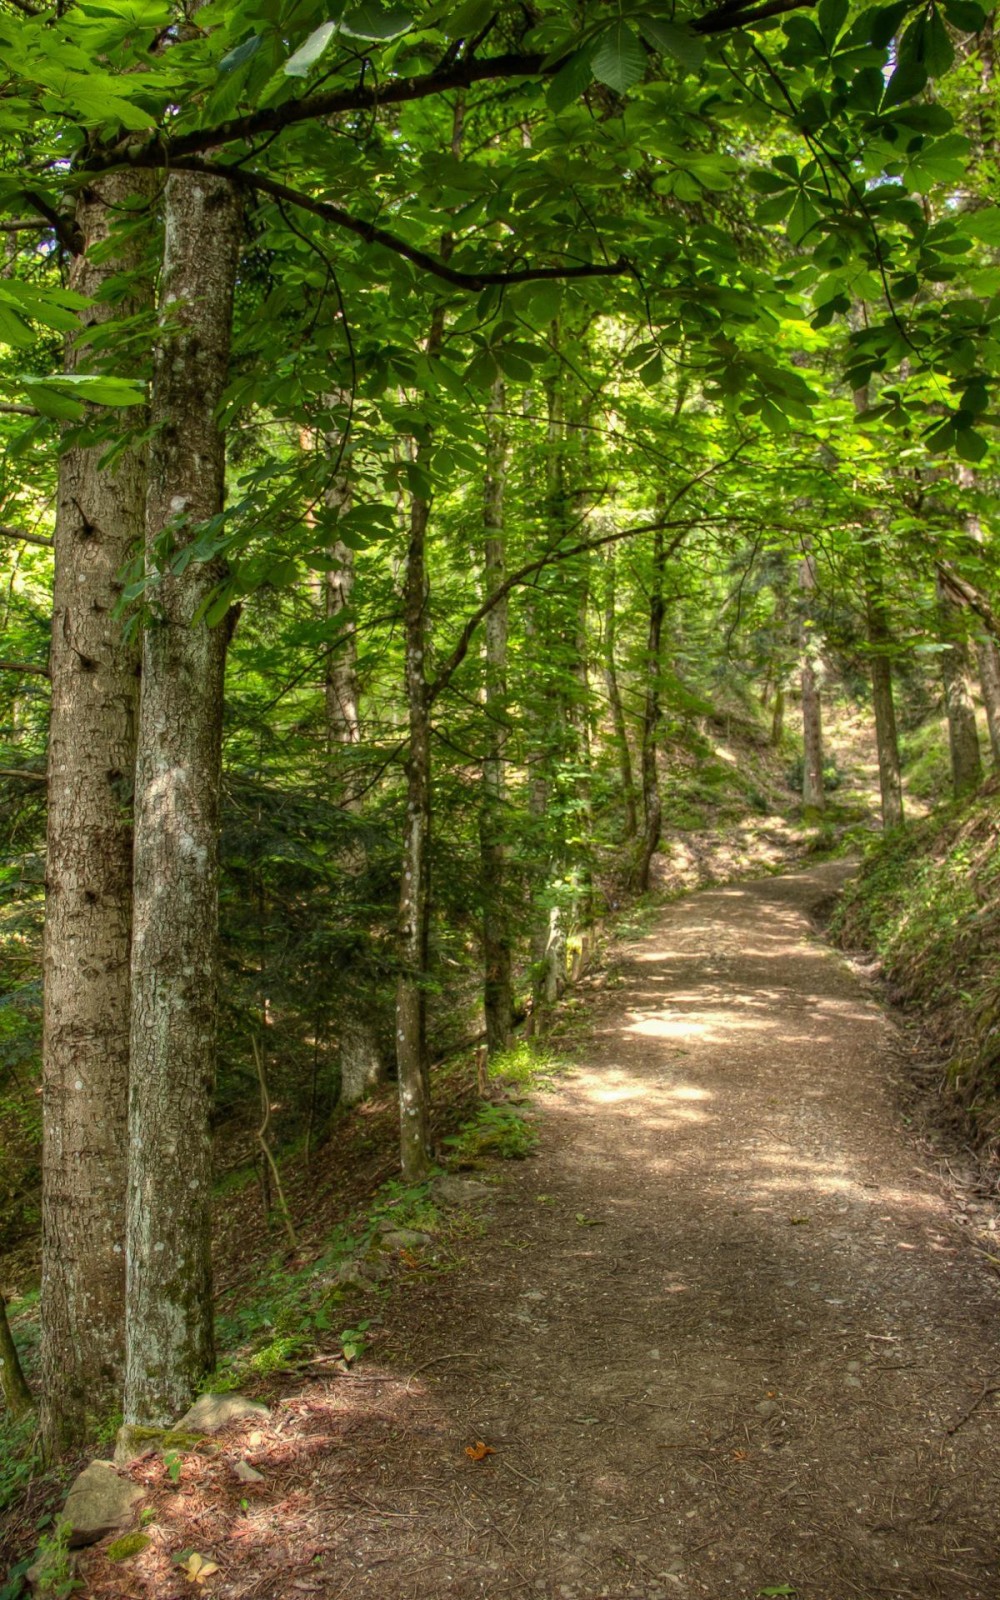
[219,34,262,73]
[942,0,987,27]
[881,59,928,109]
[955,426,988,462]
[285,21,337,76]
[591,23,645,94]
[757,1589,798,1598]
[339,2,412,40]
[963,207,1000,245]
[26,373,146,407]
[441,0,494,36]
[547,48,594,113]
[818,0,849,46]
[868,1,912,48]
[637,16,705,71]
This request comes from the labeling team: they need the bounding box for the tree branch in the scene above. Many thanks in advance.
[0,523,53,548]
[0,659,50,677]
[428,516,699,704]
[85,3,817,169]
[697,0,816,31]
[938,559,1000,643]
[168,160,630,291]
[0,405,42,418]
[0,768,46,783]
[20,190,82,255]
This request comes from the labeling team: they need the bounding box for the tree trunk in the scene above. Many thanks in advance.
[397,485,433,1180]
[798,549,825,813]
[323,416,361,759]
[936,568,983,799]
[601,545,638,838]
[0,1293,33,1419]
[633,525,665,893]
[863,544,904,830]
[40,173,152,1455]
[124,172,242,1426]
[527,380,569,1023]
[480,377,513,1060]
[956,467,1000,765]
[974,635,1000,765]
[770,687,785,748]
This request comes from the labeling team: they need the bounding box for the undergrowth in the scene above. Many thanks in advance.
[833,780,1000,1177]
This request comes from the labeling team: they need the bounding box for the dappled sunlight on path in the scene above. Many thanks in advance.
[83,860,1000,1600]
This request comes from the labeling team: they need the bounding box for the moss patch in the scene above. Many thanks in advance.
[106,1532,151,1562]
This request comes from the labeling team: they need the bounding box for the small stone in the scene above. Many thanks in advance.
[380,1228,432,1250]
[176,1393,269,1434]
[845,1375,863,1388]
[434,1176,491,1206]
[61,1461,145,1548]
[755,1399,780,1419]
[233,1459,265,1484]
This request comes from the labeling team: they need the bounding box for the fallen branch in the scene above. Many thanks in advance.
[0,768,46,783]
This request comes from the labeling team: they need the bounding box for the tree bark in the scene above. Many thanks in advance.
[40,172,152,1455]
[936,567,983,800]
[397,483,434,1180]
[955,467,1000,766]
[863,544,904,830]
[124,172,242,1426]
[480,377,513,1059]
[527,380,569,1022]
[798,548,825,813]
[974,635,1000,766]
[601,545,638,838]
[633,524,665,893]
[0,1292,33,1419]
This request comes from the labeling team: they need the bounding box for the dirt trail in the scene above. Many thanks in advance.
[87,862,1000,1600]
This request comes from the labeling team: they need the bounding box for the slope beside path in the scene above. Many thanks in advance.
[86,861,1000,1600]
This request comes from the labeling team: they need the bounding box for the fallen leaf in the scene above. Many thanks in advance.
[788,1216,809,1225]
[180,1552,220,1585]
[575,1213,603,1227]
[465,1440,495,1461]
[399,1248,420,1268]
[731,1449,748,1461]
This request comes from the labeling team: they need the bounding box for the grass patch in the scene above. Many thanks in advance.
[444,1103,538,1162]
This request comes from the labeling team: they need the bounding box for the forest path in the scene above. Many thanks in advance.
[89,861,1000,1600]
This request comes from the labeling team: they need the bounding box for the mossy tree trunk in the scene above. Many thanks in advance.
[0,1293,33,1419]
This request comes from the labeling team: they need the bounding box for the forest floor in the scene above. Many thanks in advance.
[76,854,1000,1600]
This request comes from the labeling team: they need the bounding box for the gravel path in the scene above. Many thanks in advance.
[84,861,1000,1600]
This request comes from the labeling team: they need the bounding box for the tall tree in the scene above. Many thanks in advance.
[935,567,983,800]
[124,171,243,1425]
[480,377,514,1059]
[40,172,152,1453]
[798,545,825,814]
